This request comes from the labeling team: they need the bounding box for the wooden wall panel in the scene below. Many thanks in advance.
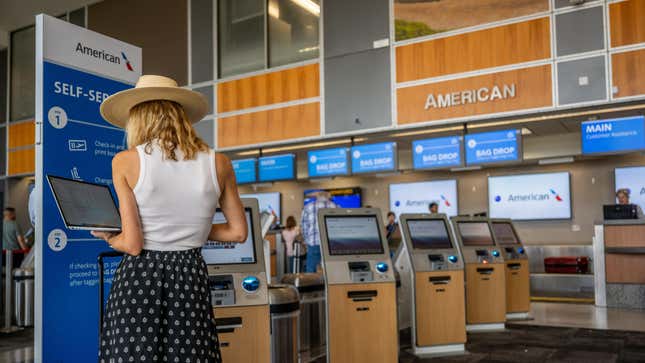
[396,17,551,83]
[397,64,552,124]
[218,63,320,113]
[8,148,35,175]
[612,49,645,99]
[8,121,35,148]
[606,254,645,284]
[217,102,320,148]
[604,224,645,248]
[609,0,645,48]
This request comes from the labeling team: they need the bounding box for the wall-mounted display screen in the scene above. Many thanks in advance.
[491,222,519,245]
[325,215,384,256]
[615,166,645,212]
[582,116,645,155]
[488,172,571,220]
[412,136,463,170]
[232,158,257,184]
[308,147,349,178]
[465,129,521,165]
[202,209,256,265]
[258,154,296,182]
[240,192,281,223]
[389,180,458,217]
[407,219,453,249]
[351,142,397,174]
[304,187,362,208]
[457,222,495,246]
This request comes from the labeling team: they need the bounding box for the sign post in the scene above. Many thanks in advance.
[35,14,141,362]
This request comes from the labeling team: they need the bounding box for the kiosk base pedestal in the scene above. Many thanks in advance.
[505,259,530,314]
[214,305,271,363]
[466,323,505,332]
[413,343,465,357]
[506,312,531,320]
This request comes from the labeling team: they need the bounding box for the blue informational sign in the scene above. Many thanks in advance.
[308,147,349,178]
[258,154,296,182]
[232,158,257,184]
[35,15,141,362]
[581,116,645,154]
[351,142,397,174]
[465,129,521,165]
[412,136,463,169]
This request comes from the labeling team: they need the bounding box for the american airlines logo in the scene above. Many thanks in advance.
[425,83,516,110]
[75,42,134,71]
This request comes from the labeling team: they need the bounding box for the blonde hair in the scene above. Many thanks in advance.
[126,100,208,160]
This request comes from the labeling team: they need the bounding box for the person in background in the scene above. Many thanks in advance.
[385,211,398,240]
[616,188,644,219]
[3,207,27,268]
[429,202,439,214]
[282,215,306,273]
[301,191,337,272]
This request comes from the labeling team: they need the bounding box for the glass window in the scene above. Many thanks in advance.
[0,126,5,174]
[268,0,320,67]
[218,0,265,77]
[10,26,35,121]
[69,7,86,27]
[0,49,7,123]
[394,0,549,42]
[191,0,214,83]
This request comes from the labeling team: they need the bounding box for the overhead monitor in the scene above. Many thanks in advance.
[304,187,362,208]
[406,219,453,249]
[389,180,458,217]
[258,154,296,182]
[465,129,521,165]
[351,142,397,174]
[232,158,257,184]
[308,147,350,178]
[240,192,281,224]
[581,116,645,155]
[491,222,519,245]
[412,135,463,170]
[614,166,645,212]
[324,215,385,256]
[202,208,256,265]
[457,221,495,246]
[488,172,571,220]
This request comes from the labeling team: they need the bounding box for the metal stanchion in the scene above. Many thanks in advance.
[1,250,22,333]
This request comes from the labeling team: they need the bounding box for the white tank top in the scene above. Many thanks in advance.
[133,142,220,251]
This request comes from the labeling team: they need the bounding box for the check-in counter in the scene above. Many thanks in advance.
[593,220,645,309]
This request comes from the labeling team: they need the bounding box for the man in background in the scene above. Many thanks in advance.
[301,191,337,272]
[3,207,27,267]
[429,202,439,214]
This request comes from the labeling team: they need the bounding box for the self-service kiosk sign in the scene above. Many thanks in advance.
[581,116,645,155]
[465,129,520,165]
[308,147,349,178]
[233,158,257,184]
[412,136,463,169]
[35,15,141,362]
[351,142,397,174]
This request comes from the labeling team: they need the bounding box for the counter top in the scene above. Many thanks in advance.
[595,220,645,226]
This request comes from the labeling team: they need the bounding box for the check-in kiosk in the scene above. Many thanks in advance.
[451,217,506,331]
[398,213,466,356]
[318,208,398,363]
[203,199,270,363]
[490,219,530,319]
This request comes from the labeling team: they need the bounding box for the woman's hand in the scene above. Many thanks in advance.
[91,231,118,243]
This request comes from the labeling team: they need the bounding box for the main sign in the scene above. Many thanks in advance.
[232,158,257,184]
[581,116,645,155]
[258,154,296,182]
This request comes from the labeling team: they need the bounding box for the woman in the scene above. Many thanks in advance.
[93,75,247,363]
[616,188,644,219]
[282,216,306,273]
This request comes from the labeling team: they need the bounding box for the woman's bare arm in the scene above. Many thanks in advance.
[208,153,247,243]
[92,150,144,255]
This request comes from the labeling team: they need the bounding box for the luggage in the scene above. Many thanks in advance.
[544,256,589,274]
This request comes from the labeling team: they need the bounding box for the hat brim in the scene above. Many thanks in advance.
[100,87,209,128]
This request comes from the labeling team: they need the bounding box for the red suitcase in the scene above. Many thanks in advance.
[544,256,589,274]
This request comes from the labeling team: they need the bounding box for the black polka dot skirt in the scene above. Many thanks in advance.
[99,248,222,363]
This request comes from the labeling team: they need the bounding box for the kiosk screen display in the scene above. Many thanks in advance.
[457,222,494,246]
[407,219,453,249]
[325,215,384,255]
[202,209,256,264]
[491,222,519,245]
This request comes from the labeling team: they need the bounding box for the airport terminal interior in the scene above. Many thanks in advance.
[1,0,645,362]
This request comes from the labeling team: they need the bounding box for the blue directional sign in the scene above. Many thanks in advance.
[258,154,296,182]
[351,142,397,174]
[465,129,520,165]
[232,158,257,184]
[412,136,463,169]
[308,147,349,178]
[581,116,645,155]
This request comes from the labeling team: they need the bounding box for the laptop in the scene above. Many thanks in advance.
[603,204,638,220]
[47,175,122,231]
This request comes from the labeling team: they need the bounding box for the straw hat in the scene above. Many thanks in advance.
[100,75,208,128]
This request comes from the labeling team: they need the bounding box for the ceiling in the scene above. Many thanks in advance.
[0,0,95,39]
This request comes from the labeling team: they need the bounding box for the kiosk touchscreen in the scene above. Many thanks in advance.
[318,208,398,363]
[451,217,506,331]
[398,214,466,356]
[203,199,270,363]
[490,219,530,319]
